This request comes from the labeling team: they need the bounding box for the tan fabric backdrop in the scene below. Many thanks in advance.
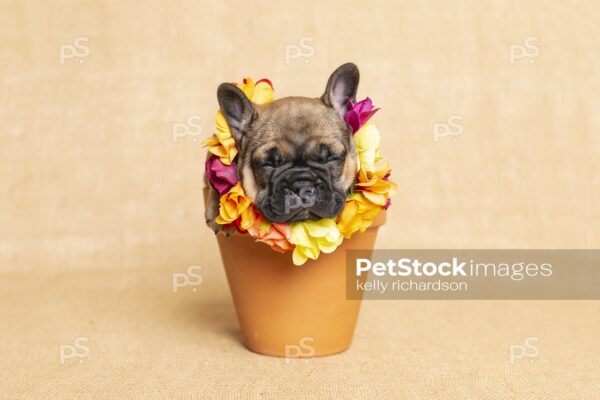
[1,1,599,399]
[2,0,598,272]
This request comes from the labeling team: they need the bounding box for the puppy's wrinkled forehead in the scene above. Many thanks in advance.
[249,97,348,159]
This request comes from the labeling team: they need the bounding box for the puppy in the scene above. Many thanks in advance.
[206,63,360,232]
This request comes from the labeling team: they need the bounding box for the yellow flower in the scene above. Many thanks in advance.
[289,219,343,266]
[203,78,274,165]
[215,183,256,230]
[202,111,238,165]
[342,123,397,239]
[336,192,382,239]
[237,78,274,105]
[356,162,397,207]
[354,120,381,173]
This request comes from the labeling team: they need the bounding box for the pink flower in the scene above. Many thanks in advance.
[343,97,380,134]
[246,212,294,253]
[205,155,238,196]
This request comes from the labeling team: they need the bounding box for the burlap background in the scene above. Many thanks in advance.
[1,0,599,398]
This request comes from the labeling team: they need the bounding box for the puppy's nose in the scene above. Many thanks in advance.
[291,180,314,194]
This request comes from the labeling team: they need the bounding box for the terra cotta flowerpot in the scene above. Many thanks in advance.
[213,201,385,358]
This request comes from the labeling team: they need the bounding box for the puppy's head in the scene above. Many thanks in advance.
[217,63,359,223]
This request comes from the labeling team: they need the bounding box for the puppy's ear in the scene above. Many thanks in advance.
[217,83,256,143]
[321,63,360,117]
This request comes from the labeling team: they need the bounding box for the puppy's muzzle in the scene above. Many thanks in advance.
[265,167,335,222]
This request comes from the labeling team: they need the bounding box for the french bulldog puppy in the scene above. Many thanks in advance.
[206,63,360,233]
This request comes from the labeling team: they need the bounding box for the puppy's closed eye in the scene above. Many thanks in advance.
[316,145,344,165]
[263,148,284,167]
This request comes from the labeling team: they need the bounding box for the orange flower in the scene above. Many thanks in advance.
[336,193,382,239]
[355,162,397,207]
[246,213,293,253]
[338,162,397,239]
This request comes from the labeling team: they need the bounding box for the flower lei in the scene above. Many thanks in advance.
[203,78,396,265]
